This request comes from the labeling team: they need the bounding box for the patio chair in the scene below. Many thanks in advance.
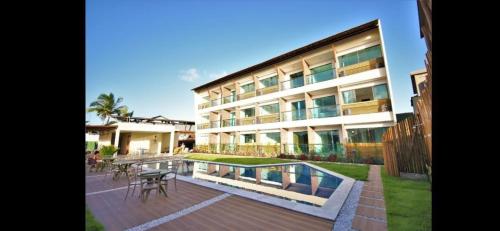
[138,171,162,202]
[160,160,181,193]
[124,160,144,200]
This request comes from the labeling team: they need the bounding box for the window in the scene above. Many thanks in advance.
[313,95,335,107]
[316,130,340,155]
[347,127,388,143]
[309,63,334,83]
[290,72,304,88]
[291,100,306,120]
[240,83,255,93]
[342,90,356,104]
[242,134,256,143]
[339,45,382,67]
[262,132,280,144]
[260,76,278,88]
[312,96,337,118]
[242,108,255,117]
[373,84,389,100]
[260,103,279,114]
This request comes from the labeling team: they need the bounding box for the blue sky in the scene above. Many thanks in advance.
[86,0,426,124]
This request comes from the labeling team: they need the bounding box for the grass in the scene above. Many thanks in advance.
[86,207,105,231]
[309,161,369,181]
[185,153,369,180]
[381,168,431,231]
[185,153,296,165]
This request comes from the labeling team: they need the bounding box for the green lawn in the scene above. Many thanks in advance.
[309,162,369,181]
[185,153,296,165]
[381,168,431,231]
[86,207,104,231]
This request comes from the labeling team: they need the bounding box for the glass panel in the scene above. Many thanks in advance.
[242,134,256,143]
[260,166,282,184]
[242,108,255,117]
[355,87,374,102]
[373,84,389,100]
[313,95,335,107]
[241,83,255,93]
[339,52,358,67]
[315,130,340,156]
[262,132,280,144]
[291,100,306,120]
[261,103,279,114]
[347,127,388,143]
[342,90,356,104]
[260,76,278,88]
[290,72,304,88]
[310,63,333,83]
[359,45,382,62]
[293,131,308,154]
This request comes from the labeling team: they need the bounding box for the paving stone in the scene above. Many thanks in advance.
[352,216,387,231]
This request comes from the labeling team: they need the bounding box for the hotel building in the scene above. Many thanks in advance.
[192,20,396,158]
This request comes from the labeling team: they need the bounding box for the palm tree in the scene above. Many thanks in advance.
[87,93,129,125]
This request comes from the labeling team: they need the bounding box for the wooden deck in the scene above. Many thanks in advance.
[86,171,334,230]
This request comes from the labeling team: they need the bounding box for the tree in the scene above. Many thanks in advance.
[87,93,129,125]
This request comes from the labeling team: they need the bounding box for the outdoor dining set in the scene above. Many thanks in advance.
[97,154,189,202]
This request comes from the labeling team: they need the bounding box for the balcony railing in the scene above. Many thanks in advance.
[210,120,221,128]
[211,98,221,107]
[197,123,210,130]
[282,144,309,155]
[306,68,336,84]
[309,105,341,119]
[237,91,256,100]
[222,118,237,127]
[222,95,236,104]
[238,117,256,126]
[342,99,391,116]
[256,84,279,96]
[281,109,307,121]
[280,77,305,90]
[219,144,281,157]
[200,143,345,157]
[198,102,210,110]
[257,113,280,124]
[338,57,384,77]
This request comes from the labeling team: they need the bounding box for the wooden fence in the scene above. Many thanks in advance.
[382,117,430,176]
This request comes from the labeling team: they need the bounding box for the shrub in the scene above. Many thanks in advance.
[313,155,322,161]
[298,154,308,160]
[100,145,118,156]
[278,153,287,158]
[327,154,337,162]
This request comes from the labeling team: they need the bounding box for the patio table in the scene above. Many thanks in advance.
[138,170,169,197]
[112,160,137,181]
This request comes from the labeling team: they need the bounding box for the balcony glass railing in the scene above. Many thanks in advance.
[257,113,280,124]
[211,98,221,107]
[222,95,236,104]
[210,120,221,128]
[237,91,256,100]
[309,105,341,119]
[281,109,307,121]
[238,117,256,126]
[282,144,309,155]
[338,57,384,77]
[306,68,335,84]
[197,123,210,130]
[307,143,344,157]
[222,118,237,127]
[256,84,279,96]
[342,99,391,116]
[198,102,210,110]
[280,77,305,90]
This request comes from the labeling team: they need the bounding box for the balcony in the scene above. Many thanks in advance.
[256,84,279,96]
[222,118,237,127]
[222,95,236,104]
[238,117,256,126]
[211,98,221,107]
[306,68,336,84]
[257,113,280,124]
[281,109,307,121]
[338,57,384,77]
[237,91,256,101]
[342,99,391,116]
[198,102,210,110]
[210,120,221,128]
[197,123,210,130]
[309,105,341,119]
[280,77,304,90]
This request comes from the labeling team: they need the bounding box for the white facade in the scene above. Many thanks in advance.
[192,20,396,156]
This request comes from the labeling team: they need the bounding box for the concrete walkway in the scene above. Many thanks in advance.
[352,165,387,231]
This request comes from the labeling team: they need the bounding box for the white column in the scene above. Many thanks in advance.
[114,129,120,148]
[169,131,175,155]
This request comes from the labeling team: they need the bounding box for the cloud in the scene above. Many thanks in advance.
[179,68,200,82]
[209,71,228,79]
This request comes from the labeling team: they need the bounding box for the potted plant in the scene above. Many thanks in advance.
[100,145,118,157]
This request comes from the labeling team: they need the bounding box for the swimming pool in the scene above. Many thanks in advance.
[142,160,355,220]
